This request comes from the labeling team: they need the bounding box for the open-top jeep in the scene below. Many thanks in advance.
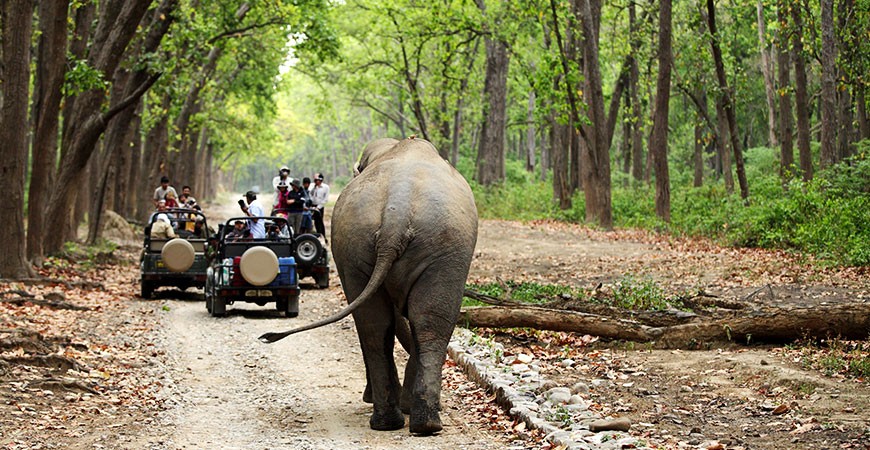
[206,216,328,317]
[140,208,211,298]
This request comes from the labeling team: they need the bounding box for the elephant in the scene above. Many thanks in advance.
[260,137,478,435]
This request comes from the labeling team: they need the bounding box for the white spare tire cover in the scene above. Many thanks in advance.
[162,238,196,272]
[240,246,279,286]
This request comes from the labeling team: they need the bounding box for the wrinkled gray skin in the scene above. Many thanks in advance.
[260,138,478,435]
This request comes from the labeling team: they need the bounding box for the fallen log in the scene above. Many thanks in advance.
[0,296,90,311]
[458,302,870,348]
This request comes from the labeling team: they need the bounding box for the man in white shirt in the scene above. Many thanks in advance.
[153,176,178,208]
[239,191,265,239]
[309,173,330,240]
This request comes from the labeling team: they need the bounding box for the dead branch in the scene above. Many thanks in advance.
[27,378,99,395]
[0,278,104,290]
[2,355,84,373]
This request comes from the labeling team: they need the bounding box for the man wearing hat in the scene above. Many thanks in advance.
[239,191,266,239]
[150,214,177,239]
[309,173,330,241]
[153,175,178,208]
[279,178,307,235]
[272,166,292,211]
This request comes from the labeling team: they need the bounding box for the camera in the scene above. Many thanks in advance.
[238,199,246,208]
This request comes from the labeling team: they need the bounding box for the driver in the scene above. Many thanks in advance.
[225,220,249,242]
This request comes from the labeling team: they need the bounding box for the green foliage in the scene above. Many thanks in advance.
[463,281,582,307]
[467,159,558,221]
[601,274,683,311]
[796,338,870,379]
[63,58,107,96]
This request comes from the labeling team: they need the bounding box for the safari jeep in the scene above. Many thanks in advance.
[206,216,310,317]
[140,209,210,298]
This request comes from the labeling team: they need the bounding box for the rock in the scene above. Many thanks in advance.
[569,394,588,406]
[680,385,693,393]
[590,379,611,388]
[547,387,572,404]
[512,363,530,373]
[100,210,138,244]
[571,382,590,394]
[561,358,575,368]
[515,353,534,364]
[588,417,631,432]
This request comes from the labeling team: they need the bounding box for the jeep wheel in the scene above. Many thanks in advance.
[141,281,154,299]
[294,234,322,264]
[284,295,299,318]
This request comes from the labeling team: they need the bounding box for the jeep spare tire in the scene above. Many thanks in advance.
[162,238,196,272]
[240,246,279,286]
[294,234,322,264]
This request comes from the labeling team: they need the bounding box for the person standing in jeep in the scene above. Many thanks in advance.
[153,176,178,208]
[309,173,329,240]
[239,191,265,238]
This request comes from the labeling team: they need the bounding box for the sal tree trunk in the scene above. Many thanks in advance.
[791,5,813,181]
[819,0,838,169]
[27,0,69,263]
[706,0,749,201]
[650,0,673,222]
[757,1,778,147]
[476,37,509,185]
[0,0,35,278]
[776,1,794,182]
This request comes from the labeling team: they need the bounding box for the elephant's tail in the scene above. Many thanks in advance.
[258,244,399,344]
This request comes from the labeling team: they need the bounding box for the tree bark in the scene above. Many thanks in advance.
[716,97,734,191]
[757,1,778,148]
[776,1,794,182]
[629,1,644,184]
[459,302,870,348]
[43,0,154,255]
[791,5,813,181]
[0,0,35,278]
[835,0,854,161]
[693,89,706,187]
[650,0,672,222]
[526,91,536,172]
[577,0,613,228]
[476,36,509,185]
[27,0,69,263]
[819,0,838,169]
[706,0,748,201]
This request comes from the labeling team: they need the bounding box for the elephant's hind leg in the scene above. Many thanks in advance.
[406,275,465,435]
[352,289,404,431]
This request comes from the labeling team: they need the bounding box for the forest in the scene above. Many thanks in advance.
[1,0,868,278]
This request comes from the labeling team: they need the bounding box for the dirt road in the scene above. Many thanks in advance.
[128,197,521,449]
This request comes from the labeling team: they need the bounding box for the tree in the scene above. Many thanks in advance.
[475,0,509,185]
[819,0,838,169]
[650,0,673,222]
[790,3,813,181]
[776,0,794,182]
[0,0,35,278]
[27,0,69,263]
[706,0,748,201]
[42,0,155,255]
[757,1,778,148]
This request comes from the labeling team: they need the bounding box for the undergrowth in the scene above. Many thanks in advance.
[462,144,870,267]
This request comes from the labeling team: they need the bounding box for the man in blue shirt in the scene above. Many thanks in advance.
[240,191,266,238]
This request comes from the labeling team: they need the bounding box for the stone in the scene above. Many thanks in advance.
[571,382,589,394]
[547,387,572,404]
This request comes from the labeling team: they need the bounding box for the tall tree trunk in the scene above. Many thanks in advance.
[706,0,748,201]
[551,122,573,209]
[650,0,672,221]
[716,98,734,191]
[835,0,855,160]
[27,0,69,263]
[124,102,144,219]
[476,37,509,185]
[0,0,35,278]
[577,0,613,228]
[819,0,838,169]
[43,0,155,254]
[693,89,707,187]
[757,1,778,147]
[629,0,644,184]
[776,1,794,182]
[140,95,171,221]
[791,4,813,181]
[526,91,537,172]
